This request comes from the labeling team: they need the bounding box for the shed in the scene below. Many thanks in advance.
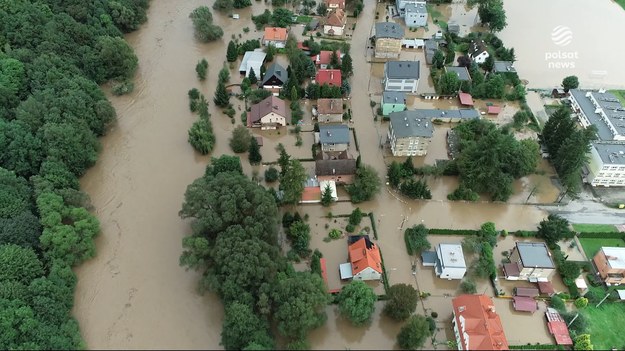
[421,251,437,267]
[575,277,588,296]
[537,281,555,296]
[339,262,353,279]
[514,287,539,297]
[546,308,573,345]
[487,105,501,115]
[458,92,474,106]
[512,296,538,312]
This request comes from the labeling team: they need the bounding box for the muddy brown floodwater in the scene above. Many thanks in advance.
[73,0,553,349]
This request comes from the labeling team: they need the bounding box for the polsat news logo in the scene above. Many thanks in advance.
[546,25,577,69]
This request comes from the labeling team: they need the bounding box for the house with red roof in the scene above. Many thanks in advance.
[340,236,382,281]
[314,50,341,69]
[262,27,288,48]
[315,69,342,87]
[452,294,509,350]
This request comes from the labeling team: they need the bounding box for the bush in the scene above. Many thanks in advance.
[574,297,588,308]
[229,125,252,153]
[550,295,565,312]
[460,279,477,294]
[404,224,430,255]
[196,59,208,80]
[190,6,224,42]
[111,80,135,95]
[349,207,364,226]
[328,229,342,240]
[345,224,355,233]
[188,118,215,154]
[430,311,438,319]
[264,167,279,182]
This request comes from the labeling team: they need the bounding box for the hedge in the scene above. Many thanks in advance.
[428,228,479,235]
[369,212,378,239]
[578,231,625,239]
[350,127,360,152]
[509,345,566,350]
[379,248,390,293]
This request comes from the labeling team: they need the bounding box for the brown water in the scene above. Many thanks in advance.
[497,0,625,89]
[73,0,555,349]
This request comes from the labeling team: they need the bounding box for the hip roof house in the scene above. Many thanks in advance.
[452,294,509,350]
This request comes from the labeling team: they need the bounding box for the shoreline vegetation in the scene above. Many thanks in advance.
[0,0,148,348]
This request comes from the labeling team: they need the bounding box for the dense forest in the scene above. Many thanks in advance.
[0,0,148,348]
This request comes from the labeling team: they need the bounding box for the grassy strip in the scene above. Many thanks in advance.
[572,223,617,233]
[369,212,378,239]
[577,231,625,239]
[262,158,315,165]
[578,237,625,258]
[583,303,625,350]
[297,15,312,23]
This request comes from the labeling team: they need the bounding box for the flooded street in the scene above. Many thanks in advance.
[72,0,557,349]
[498,0,625,89]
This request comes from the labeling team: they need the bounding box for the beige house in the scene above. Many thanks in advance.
[504,242,556,282]
[387,110,433,156]
[315,98,344,123]
[323,9,346,36]
[593,247,625,285]
[374,22,404,59]
[247,96,289,130]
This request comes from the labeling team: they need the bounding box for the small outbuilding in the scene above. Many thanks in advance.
[512,296,538,313]
[458,92,474,106]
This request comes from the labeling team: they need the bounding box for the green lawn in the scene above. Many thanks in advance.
[583,303,625,350]
[578,237,625,258]
[609,90,625,105]
[297,15,312,24]
[426,4,447,31]
[572,223,618,233]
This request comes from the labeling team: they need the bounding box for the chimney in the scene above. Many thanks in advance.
[395,97,398,102]
[327,131,332,136]
[332,168,336,175]
[331,72,334,80]
[330,99,334,110]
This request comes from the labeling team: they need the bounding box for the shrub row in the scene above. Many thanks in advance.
[577,231,625,239]
[369,212,378,239]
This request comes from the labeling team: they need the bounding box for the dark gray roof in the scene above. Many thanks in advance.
[469,39,487,56]
[516,242,555,269]
[261,62,288,86]
[493,61,516,73]
[375,22,404,39]
[382,91,406,105]
[424,40,438,64]
[447,23,460,34]
[592,142,625,164]
[319,124,350,144]
[570,89,625,141]
[421,251,437,265]
[315,158,357,176]
[385,61,420,80]
[389,110,434,138]
[445,66,471,81]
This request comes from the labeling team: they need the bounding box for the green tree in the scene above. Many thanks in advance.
[341,54,353,77]
[227,40,238,62]
[316,3,328,15]
[288,221,311,256]
[573,334,593,350]
[188,118,216,155]
[347,165,381,203]
[337,280,377,326]
[482,55,495,72]
[272,270,328,340]
[272,8,294,28]
[213,0,234,12]
[562,75,579,92]
[230,126,252,153]
[221,302,272,350]
[41,122,100,176]
[214,81,230,107]
[0,244,44,285]
[399,179,432,200]
[473,242,496,279]
[348,208,364,226]
[537,214,575,247]
[475,0,507,32]
[383,283,418,321]
[460,279,477,294]
[388,161,402,188]
[219,65,231,83]
[0,168,32,219]
[265,44,276,62]
[248,137,262,165]
[438,71,461,95]
[206,155,243,176]
[196,59,209,80]
[233,0,252,9]
[277,143,291,174]
[279,160,307,205]
[432,50,445,69]
[249,68,258,85]
[264,167,279,182]
[396,314,431,350]
[190,6,224,42]
[321,183,334,207]
[550,295,565,311]
[404,224,431,255]
[95,35,139,81]
[0,211,41,249]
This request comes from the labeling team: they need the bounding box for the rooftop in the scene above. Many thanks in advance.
[405,2,427,14]
[317,98,344,114]
[516,242,555,269]
[445,66,472,81]
[512,296,538,312]
[315,50,341,65]
[247,96,288,126]
[325,8,346,27]
[570,89,625,141]
[389,110,434,138]
[261,62,288,86]
[263,27,288,41]
[319,124,350,144]
[592,142,625,165]
[238,50,266,76]
[452,294,509,350]
[459,92,474,106]
[385,60,420,80]
[382,91,407,105]
[493,61,516,73]
[600,246,625,269]
[315,69,342,86]
[349,237,382,275]
[375,22,404,39]
[469,39,488,56]
[437,243,467,268]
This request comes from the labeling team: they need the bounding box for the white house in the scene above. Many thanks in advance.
[468,39,489,64]
[238,50,266,78]
[246,96,289,129]
[569,89,625,187]
[404,2,428,28]
[340,236,383,281]
[383,61,420,93]
[435,244,467,280]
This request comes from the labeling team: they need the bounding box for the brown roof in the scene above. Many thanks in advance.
[537,281,555,294]
[315,157,356,176]
[317,98,344,115]
[247,96,288,126]
[452,295,509,350]
[325,9,346,27]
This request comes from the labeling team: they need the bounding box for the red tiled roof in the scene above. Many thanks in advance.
[515,287,539,297]
[452,295,509,351]
[503,262,520,277]
[538,281,555,295]
[459,92,474,106]
[315,50,341,65]
[320,258,329,289]
[325,9,346,27]
[301,186,321,202]
[546,309,573,345]
[263,27,288,41]
[316,69,342,86]
[297,42,310,50]
[349,237,382,276]
[512,296,538,312]
[488,105,501,114]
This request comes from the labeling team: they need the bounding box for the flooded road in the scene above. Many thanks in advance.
[73,0,554,349]
[498,0,625,89]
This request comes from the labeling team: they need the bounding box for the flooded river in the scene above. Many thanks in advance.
[498,0,625,89]
[73,0,552,349]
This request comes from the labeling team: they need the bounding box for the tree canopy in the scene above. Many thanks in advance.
[337,280,377,326]
[347,165,381,203]
[396,314,432,350]
[190,6,224,42]
[384,284,418,321]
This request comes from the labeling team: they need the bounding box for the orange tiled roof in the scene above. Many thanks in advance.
[452,294,509,350]
[325,9,346,27]
[301,186,321,202]
[264,27,288,41]
[349,238,382,276]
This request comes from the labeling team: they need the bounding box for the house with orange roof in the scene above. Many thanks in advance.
[323,9,346,36]
[339,236,383,281]
[452,294,509,351]
[262,27,288,48]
